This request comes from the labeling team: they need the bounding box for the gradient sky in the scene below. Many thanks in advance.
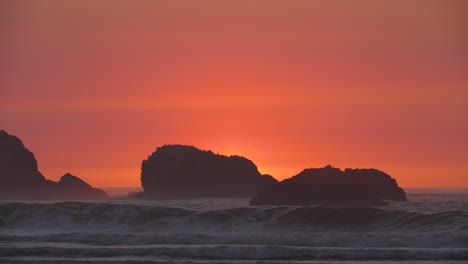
[1,0,467,187]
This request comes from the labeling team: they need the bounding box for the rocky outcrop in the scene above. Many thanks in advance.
[0,130,46,191]
[49,173,108,199]
[139,145,277,199]
[0,130,107,200]
[250,165,407,206]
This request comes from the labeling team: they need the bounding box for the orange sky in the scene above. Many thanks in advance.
[1,0,467,187]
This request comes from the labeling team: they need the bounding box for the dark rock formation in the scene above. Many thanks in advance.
[250,165,407,206]
[140,145,277,199]
[0,130,107,200]
[0,130,46,190]
[51,173,107,199]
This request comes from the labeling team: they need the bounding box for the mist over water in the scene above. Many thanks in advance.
[1,189,467,263]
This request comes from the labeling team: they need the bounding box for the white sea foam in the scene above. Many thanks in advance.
[0,192,467,262]
[1,242,468,260]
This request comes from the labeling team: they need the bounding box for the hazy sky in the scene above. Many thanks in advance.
[1,0,467,187]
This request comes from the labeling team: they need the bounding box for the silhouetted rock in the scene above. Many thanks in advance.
[0,130,46,190]
[0,130,107,200]
[52,173,107,199]
[250,165,407,206]
[140,145,277,198]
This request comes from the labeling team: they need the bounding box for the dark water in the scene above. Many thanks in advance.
[0,189,467,263]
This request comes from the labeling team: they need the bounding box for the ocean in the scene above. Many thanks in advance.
[0,189,467,264]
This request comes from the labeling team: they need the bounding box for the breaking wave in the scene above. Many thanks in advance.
[1,243,468,261]
[1,201,467,261]
[1,202,467,232]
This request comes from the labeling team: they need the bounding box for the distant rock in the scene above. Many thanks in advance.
[140,145,277,199]
[250,165,407,206]
[51,173,107,199]
[0,130,107,200]
[0,130,46,190]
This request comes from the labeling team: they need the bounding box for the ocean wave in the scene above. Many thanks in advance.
[1,242,468,260]
[1,202,468,260]
[1,230,467,248]
[1,202,467,232]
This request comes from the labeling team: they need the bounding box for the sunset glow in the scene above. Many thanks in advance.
[1,0,467,187]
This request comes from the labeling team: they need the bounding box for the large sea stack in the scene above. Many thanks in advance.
[0,130,107,200]
[139,145,277,199]
[250,165,407,206]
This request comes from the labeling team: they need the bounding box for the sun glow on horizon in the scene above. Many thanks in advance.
[1,0,467,188]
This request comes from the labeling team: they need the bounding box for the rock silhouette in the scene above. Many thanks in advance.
[250,165,407,206]
[49,173,107,199]
[0,130,107,200]
[139,145,277,198]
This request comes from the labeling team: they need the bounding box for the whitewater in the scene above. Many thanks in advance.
[1,189,467,263]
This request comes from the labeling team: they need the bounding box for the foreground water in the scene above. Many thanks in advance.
[1,189,467,263]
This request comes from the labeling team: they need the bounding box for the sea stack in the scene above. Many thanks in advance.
[48,173,108,199]
[139,145,277,199]
[250,165,407,206]
[0,130,107,200]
